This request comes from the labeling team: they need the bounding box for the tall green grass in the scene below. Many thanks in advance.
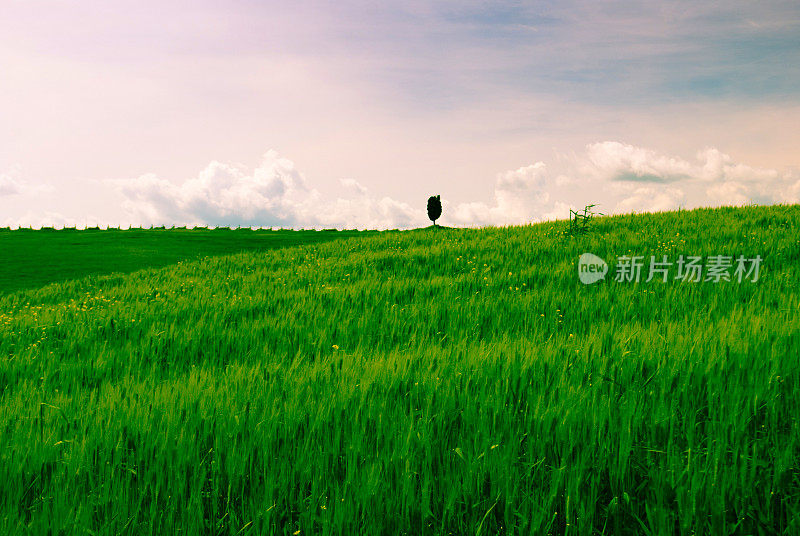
[1,205,798,535]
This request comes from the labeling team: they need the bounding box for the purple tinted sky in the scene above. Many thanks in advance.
[1,1,799,227]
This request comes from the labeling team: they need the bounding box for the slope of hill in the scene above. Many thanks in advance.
[1,205,798,535]
[0,227,371,294]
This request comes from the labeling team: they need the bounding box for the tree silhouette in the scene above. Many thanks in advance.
[427,195,442,226]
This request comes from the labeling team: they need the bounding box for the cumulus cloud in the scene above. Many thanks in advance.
[705,181,751,206]
[575,142,798,216]
[121,151,314,227]
[118,150,426,229]
[584,142,695,183]
[111,143,798,230]
[0,167,55,208]
[581,142,785,187]
[339,178,368,196]
[443,141,794,228]
[449,163,569,226]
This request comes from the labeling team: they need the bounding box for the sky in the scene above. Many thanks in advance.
[1,0,799,229]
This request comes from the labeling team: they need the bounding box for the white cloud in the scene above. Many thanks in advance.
[0,173,22,196]
[314,195,422,230]
[584,141,695,183]
[449,163,569,226]
[0,167,55,200]
[570,142,798,214]
[118,152,574,230]
[121,151,312,227]
[581,142,785,187]
[340,178,368,196]
[445,140,796,227]
[784,176,800,203]
[117,150,425,229]
[16,142,791,231]
[705,181,751,206]
[615,186,686,213]
[694,147,781,183]
[2,211,78,229]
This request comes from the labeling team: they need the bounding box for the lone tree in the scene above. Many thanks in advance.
[427,195,442,226]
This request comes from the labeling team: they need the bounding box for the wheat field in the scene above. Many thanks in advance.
[1,205,798,535]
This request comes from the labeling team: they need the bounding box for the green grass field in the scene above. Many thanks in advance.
[1,205,798,535]
[0,227,371,295]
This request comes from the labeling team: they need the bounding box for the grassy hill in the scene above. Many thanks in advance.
[0,227,371,294]
[1,205,798,535]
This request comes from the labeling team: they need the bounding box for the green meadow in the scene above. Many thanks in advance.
[1,205,798,535]
[0,227,370,295]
